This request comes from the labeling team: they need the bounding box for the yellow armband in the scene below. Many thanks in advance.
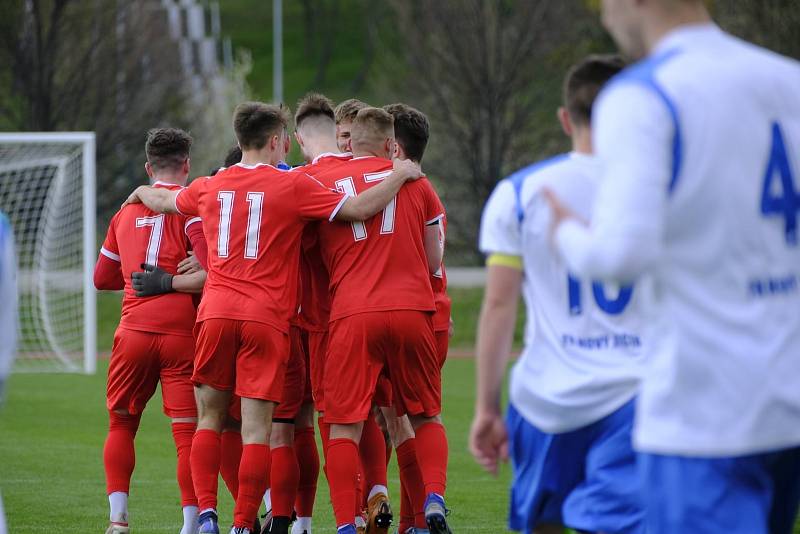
[486,253,523,270]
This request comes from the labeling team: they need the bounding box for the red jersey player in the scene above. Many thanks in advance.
[94,128,208,534]
[383,102,451,534]
[311,108,451,534]
[254,93,355,534]
[123,101,422,534]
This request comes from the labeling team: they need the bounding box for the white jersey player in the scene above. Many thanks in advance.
[470,56,649,534]
[0,210,18,534]
[546,1,800,533]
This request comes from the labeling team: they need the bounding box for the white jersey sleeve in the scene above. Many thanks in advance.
[556,84,672,283]
[0,213,18,404]
[479,179,522,256]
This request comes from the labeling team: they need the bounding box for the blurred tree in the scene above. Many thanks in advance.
[0,0,250,221]
[713,0,800,59]
[382,0,607,263]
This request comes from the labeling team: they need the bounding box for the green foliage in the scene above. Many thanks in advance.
[449,287,526,350]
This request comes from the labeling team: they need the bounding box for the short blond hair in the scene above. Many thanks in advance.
[351,107,395,152]
[334,98,368,125]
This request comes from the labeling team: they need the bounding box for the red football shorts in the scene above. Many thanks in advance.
[300,329,313,405]
[274,326,307,420]
[324,310,440,424]
[106,327,196,418]
[307,329,329,412]
[435,329,449,368]
[193,319,289,402]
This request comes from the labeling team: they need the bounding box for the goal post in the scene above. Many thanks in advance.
[0,132,96,373]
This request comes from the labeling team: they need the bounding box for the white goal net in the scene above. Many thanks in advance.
[0,133,96,373]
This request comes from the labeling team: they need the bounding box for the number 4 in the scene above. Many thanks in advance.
[761,122,800,246]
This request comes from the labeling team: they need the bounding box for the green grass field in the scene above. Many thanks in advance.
[1,288,514,533]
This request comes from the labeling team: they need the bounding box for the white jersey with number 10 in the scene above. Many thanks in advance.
[480,153,652,434]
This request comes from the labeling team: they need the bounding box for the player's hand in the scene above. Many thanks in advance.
[469,410,509,476]
[392,158,423,182]
[177,252,202,274]
[122,186,147,208]
[541,187,584,240]
[131,263,174,297]
[448,316,455,339]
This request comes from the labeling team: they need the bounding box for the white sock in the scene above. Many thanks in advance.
[263,488,272,511]
[291,516,312,533]
[180,505,198,534]
[367,484,389,501]
[108,491,129,524]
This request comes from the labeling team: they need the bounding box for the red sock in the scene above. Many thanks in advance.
[294,426,319,517]
[397,438,427,528]
[327,438,359,527]
[271,446,300,518]
[359,417,388,490]
[386,439,393,467]
[171,422,197,507]
[190,429,221,511]
[233,444,270,528]
[104,412,141,494]
[413,422,448,497]
[399,483,413,532]
[220,430,243,499]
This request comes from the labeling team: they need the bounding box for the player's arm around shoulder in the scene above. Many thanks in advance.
[335,158,423,222]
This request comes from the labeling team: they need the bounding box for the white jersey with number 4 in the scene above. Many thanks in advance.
[555,24,800,456]
[480,153,651,434]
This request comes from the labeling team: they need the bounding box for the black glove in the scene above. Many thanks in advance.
[131,263,174,297]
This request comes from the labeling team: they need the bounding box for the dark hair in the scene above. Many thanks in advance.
[145,128,192,171]
[295,93,335,127]
[564,55,626,126]
[383,103,429,163]
[232,101,290,150]
[334,98,368,125]
[223,145,242,167]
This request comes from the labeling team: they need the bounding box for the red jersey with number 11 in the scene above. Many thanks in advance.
[175,163,348,331]
[314,156,442,321]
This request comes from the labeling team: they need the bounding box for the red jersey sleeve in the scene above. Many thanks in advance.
[175,178,203,216]
[185,217,209,270]
[423,179,445,226]
[95,212,124,290]
[293,172,349,221]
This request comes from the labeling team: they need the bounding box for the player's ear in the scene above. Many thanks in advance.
[294,131,303,147]
[144,161,154,178]
[557,107,573,137]
[183,157,190,174]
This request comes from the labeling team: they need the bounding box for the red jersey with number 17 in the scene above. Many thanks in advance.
[175,163,348,331]
[100,182,202,336]
[314,156,443,321]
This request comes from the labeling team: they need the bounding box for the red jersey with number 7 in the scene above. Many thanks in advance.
[175,162,348,331]
[313,156,442,321]
[99,182,202,336]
